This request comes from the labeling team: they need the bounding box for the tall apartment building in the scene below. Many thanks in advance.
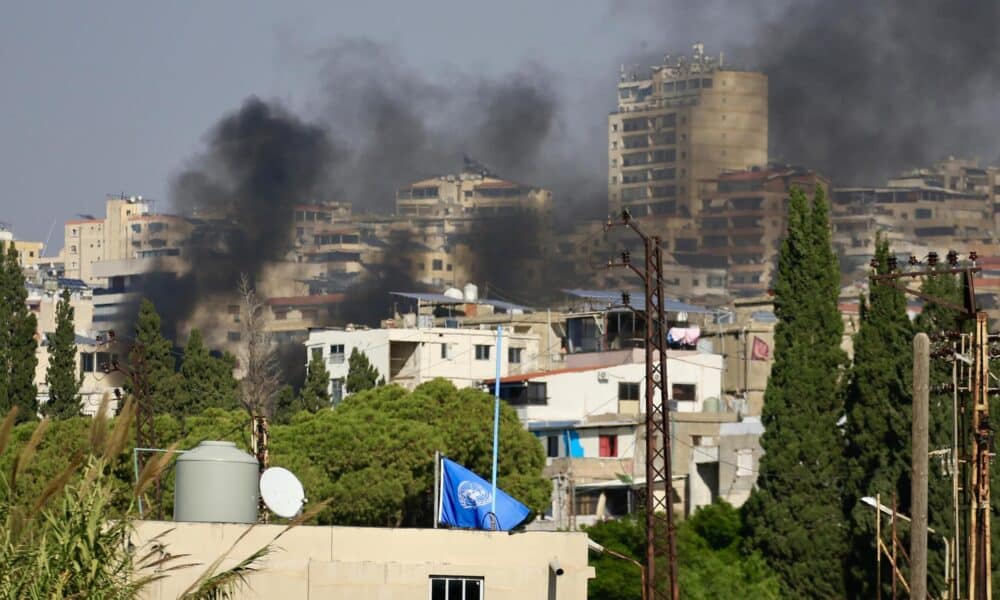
[608,44,768,221]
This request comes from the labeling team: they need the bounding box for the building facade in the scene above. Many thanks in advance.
[609,43,768,220]
[304,325,541,402]
[134,521,594,600]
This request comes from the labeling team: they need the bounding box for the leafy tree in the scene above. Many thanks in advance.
[742,186,848,597]
[0,242,38,422]
[345,347,380,394]
[270,379,549,527]
[44,289,82,419]
[298,355,330,412]
[166,328,240,416]
[842,235,913,597]
[585,501,781,600]
[127,299,176,415]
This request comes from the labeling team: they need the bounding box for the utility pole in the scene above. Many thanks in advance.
[912,333,930,599]
[871,250,988,599]
[606,209,679,600]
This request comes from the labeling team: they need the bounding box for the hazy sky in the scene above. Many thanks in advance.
[1,1,761,248]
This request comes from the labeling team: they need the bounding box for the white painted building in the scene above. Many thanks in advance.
[304,325,541,401]
[486,351,723,425]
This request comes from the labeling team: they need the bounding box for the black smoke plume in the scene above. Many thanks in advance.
[753,0,1000,184]
[152,97,337,339]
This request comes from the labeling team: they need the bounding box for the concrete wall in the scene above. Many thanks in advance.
[306,326,541,394]
[134,521,594,600]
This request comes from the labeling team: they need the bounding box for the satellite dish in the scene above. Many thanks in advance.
[259,467,306,518]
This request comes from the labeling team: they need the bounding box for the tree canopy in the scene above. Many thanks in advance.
[44,289,82,419]
[842,234,913,597]
[0,242,38,422]
[742,186,847,597]
[585,501,781,600]
[345,347,381,395]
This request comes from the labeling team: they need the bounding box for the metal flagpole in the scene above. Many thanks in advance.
[433,450,441,528]
[490,325,503,527]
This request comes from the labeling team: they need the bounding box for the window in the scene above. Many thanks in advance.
[547,435,560,458]
[508,347,523,364]
[475,345,490,360]
[331,379,344,405]
[430,576,483,600]
[737,449,754,477]
[311,347,323,361]
[432,259,443,271]
[526,382,547,404]
[81,352,95,373]
[96,352,117,373]
[915,208,932,219]
[440,343,450,359]
[599,434,618,457]
[330,344,345,364]
[672,383,696,401]
[619,382,640,401]
[446,263,453,272]
[227,331,241,343]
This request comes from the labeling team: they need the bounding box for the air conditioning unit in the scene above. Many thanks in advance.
[597,371,608,383]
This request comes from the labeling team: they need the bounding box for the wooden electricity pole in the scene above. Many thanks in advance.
[912,333,930,599]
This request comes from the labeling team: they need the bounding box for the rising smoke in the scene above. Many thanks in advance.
[751,0,1000,184]
[155,39,596,341]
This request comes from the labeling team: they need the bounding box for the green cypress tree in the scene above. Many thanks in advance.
[299,355,331,412]
[167,328,240,416]
[44,289,82,419]
[127,299,176,413]
[743,186,848,597]
[0,242,38,421]
[842,235,913,597]
[345,348,380,394]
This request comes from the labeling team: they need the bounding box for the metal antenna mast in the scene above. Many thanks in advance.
[871,250,989,599]
[606,209,679,600]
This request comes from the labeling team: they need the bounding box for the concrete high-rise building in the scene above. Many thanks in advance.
[608,43,768,220]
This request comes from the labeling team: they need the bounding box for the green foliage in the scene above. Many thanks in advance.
[585,502,781,600]
[0,242,39,422]
[842,235,914,597]
[271,379,550,527]
[345,347,380,394]
[165,329,240,416]
[742,186,847,598]
[44,289,82,419]
[298,355,331,412]
[128,299,176,415]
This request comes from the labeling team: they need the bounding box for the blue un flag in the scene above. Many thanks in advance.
[438,458,531,531]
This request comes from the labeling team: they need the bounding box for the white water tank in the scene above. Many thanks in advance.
[173,441,259,524]
[443,287,463,300]
[464,283,479,302]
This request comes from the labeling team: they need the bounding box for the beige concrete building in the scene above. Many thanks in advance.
[133,521,594,600]
[397,169,552,219]
[0,226,45,268]
[27,281,125,415]
[609,43,768,220]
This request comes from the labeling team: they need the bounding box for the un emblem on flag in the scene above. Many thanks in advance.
[457,480,492,509]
